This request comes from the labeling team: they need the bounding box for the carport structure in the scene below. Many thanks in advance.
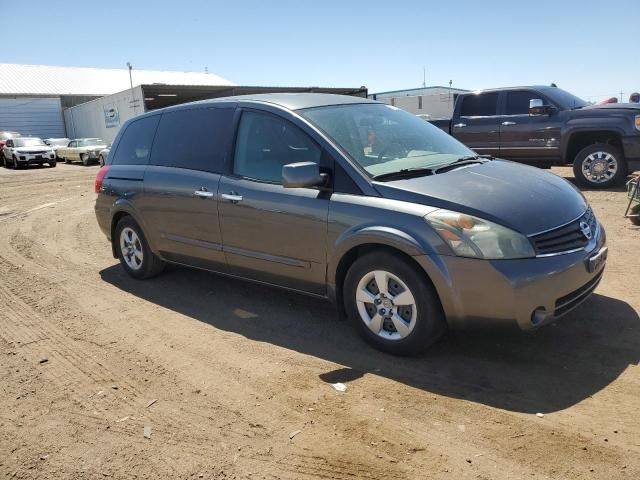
[141,84,368,111]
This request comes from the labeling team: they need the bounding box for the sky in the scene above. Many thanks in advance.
[2,0,638,102]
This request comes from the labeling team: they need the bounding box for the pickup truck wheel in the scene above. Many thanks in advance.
[343,251,446,355]
[115,217,165,279]
[573,144,626,188]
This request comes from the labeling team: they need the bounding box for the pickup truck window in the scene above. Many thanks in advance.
[505,91,541,115]
[460,93,498,117]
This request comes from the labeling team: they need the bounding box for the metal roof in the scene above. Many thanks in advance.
[0,63,235,96]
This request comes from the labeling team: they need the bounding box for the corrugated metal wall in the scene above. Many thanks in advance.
[0,97,65,138]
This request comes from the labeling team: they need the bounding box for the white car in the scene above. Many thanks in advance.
[57,138,108,166]
[43,138,71,159]
[3,137,57,169]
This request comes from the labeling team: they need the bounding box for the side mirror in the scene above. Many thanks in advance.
[282,162,327,188]
[529,98,553,115]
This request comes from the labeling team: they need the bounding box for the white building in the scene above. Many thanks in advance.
[370,86,468,118]
[0,63,368,143]
[0,63,234,139]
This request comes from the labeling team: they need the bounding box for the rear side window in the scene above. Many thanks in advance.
[111,116,159,165]
[505,91,542,115]
[460,93,498,117]
[234,111,321,183]
[150,107,234,172]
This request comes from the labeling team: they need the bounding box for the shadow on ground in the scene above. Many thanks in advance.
[101,264,639,413]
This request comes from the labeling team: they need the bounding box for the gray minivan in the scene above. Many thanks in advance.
[95,94,607,355]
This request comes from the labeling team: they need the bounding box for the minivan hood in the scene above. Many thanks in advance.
[372,160,587,236]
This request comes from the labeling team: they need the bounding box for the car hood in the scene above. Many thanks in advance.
[372,160,587,236]
[14,146,51,153]
[582,102,640,112]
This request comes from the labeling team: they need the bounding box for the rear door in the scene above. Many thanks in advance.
[140,106,235,270]
[218,109,329,294]
[451,92,500,156]
[498,90,562,163]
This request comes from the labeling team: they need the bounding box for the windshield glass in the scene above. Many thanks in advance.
[300,103,474,177]
[79,139,106,147]
[0,132,20,140]
[545,88,588,109]
[14,138,46,147]
[47,138,70,146]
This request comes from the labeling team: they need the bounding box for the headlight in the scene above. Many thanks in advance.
[635,115,640,131]
[425,209,535,259]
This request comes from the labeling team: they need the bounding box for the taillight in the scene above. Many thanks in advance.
[95,165,110,193]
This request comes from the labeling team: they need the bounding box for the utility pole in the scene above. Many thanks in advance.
[422,66,426,88]
[620,90,624,102]
[126,62,137,114]
[449,79,453,110]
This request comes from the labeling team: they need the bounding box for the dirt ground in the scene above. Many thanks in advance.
[0,162,638,480]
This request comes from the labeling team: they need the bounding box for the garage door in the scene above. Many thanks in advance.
[0,97,65,138]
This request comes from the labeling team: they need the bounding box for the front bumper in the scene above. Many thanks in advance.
[416,223,607,330]
[623,135,640,171]
[17,153,56,164]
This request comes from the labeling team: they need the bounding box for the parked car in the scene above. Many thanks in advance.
[3,137,57,168]
[0,131,21,162]
[43,138,71,158]
[429,85,640,188]
[57,138,107,166]
[95,94,607,355]
[98,145,111,166]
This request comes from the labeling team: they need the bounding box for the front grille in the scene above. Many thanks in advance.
[28,151,48,155]
[554,268,604,317]
[530,208,597,256]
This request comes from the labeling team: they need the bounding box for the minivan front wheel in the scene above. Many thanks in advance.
[115,217,165,279]
[343,252,446,355]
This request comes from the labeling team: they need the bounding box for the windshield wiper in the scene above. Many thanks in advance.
[432,155,492,173]
[372,167,434,181]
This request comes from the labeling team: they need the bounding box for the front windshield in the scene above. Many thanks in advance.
[79,139,106,147]
[300,103,474,177]
[14,138,45,147]
[545,88,588,110]
[48,139,69,146]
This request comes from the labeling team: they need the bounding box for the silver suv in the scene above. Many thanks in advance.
[95,94,607,355]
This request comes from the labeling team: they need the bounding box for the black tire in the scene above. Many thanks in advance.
[12,156,19,170]
[573,143,626,188]
[343,251,446,355]
[114,216,165,279]
[630,204,640,227]
[49,160,57,168]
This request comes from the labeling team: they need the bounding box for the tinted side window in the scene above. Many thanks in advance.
[505,91,540,115]
[150,107,234,172]
[460,93,498,117]
[111,116,159,166]
[234,111,321,183]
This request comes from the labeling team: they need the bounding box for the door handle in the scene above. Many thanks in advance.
[501,121,517,126]
[194,189,214,199]
[221,192,243,203]
[453,123,467,128]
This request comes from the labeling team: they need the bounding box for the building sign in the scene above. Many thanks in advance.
[104,104,120,128]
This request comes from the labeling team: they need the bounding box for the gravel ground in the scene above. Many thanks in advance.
[0,163,638,479]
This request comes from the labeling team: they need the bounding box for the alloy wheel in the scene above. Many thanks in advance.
[582,151,618,184]
[355,270,417,340]
[119,227,144,271]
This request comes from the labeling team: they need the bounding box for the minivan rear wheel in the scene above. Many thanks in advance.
[343,251,446,355]
[115,217,165,279]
